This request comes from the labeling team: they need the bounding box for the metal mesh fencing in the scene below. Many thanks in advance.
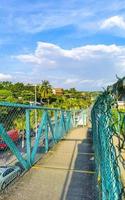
[0,105,26,167]
[0,102,85,171]
[91,87,125,200]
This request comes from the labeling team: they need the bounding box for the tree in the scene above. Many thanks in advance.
[39,80,52,104]
[0,81,13,90]
[11,82,25,98]
[0,89,14,101]
[20,90,34,102]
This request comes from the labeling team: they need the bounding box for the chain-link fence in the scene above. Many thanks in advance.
[0,102,86,171]
[91,79,125,200]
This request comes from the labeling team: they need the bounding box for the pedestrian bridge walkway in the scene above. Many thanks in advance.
[1,127,98,200]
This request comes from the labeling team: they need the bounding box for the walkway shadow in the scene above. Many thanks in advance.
[60,128,98,200]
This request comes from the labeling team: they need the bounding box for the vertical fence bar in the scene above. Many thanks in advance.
[31,111,47,164]
[59,111,63,138]
[47,112,56,143]
[45,123,49,152]
[65,111,69,132]
[54,110,58,141]
[60,111,65,137]
[62,111,66,133]
[73,110,76,128]
[83,109,87,127]
[67,111,71,131]
[26,109,31,166]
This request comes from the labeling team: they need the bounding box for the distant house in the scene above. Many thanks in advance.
[29,101,44,106]
[52,88,64,96]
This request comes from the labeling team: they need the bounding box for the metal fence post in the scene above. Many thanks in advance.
[47,112,56,143]
[54,110,58,141]
[45,123,49,152]
[0,124,29,170]
[31,111,47,164]
[26,109,31,166]
[83,109,87,127]
[73,110,76,128]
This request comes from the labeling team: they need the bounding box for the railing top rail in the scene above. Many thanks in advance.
[0,101,71,112]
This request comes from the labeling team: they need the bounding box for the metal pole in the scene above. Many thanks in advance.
[26,109,31,166]
[35,85,37,136]
[35,85,37,105]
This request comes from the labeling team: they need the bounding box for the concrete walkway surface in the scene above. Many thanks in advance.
[0,127,98,200]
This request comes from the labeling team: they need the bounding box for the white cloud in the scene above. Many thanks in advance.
[0,73,12,81]
[14,41,125,90]
[15,42,125,73]
[64,78,79,84]
[80,79,94,84]
[15,42,123,65]
[100,16,125,30]
[62,78,114,89]
[64,78,97,86]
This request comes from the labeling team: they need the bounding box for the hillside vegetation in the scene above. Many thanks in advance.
[0,81,100,110]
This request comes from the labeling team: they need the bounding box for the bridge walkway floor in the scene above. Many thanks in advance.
[1,127,98,200]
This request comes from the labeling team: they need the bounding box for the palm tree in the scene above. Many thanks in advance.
[39,80,52,104]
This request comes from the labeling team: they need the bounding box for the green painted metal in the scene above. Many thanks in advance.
[65,111,69,132]
[0,124,29,169]
[26,109,31,166]
[66,111,71,131]
[62,111,66,133]
[31,111,47,164]
[73,111,76,128]
[91,84,124,199]
[0,101,70,111]
[59,112,65,138]
[54,110,58,141]
[0,101,86,171]
[46,112,56,143]
[83,110,87,126]
[45,122,49,152]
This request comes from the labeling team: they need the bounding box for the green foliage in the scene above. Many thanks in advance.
[20,90,34,101]
[13,116,25,130]
[112,109,125,135]
[0,89,15,102]
[0,80,99,110]
[0,81,13,90]
[5,96,16,103]
[0,89,12,98]
[0,80,99,133]
[38,80,52,101]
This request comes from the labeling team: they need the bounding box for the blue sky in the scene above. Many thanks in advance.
[0,0,125,90]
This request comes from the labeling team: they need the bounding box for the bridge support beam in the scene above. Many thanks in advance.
[0,124,29,170]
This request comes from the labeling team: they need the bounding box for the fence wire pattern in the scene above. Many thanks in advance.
[0,102,86,171]
[91,88,125,200]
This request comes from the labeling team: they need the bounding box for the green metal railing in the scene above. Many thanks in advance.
[91,82,125,200]
[0,102,86,170]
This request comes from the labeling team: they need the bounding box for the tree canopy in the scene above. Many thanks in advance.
[0,80,99,109]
